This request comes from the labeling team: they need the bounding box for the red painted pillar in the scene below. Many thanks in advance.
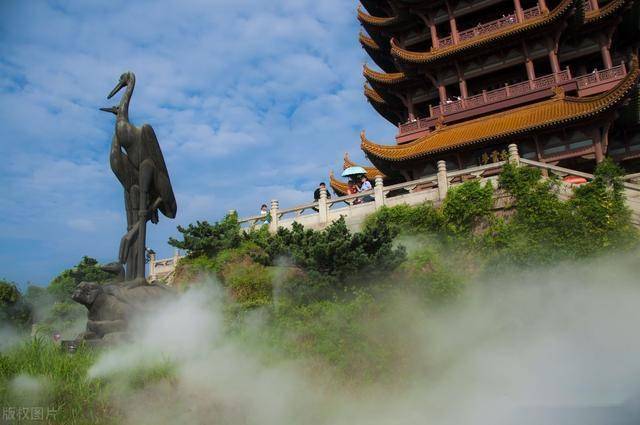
[513,0,524,21]
[600,40,613,69]
[523,42,536,80]
[459,79,468,99]
[406,95,415,121]
[593,130,604,163]
[445,1,459,43]
[429,22,439,49]
[438,84,448,103]
[549,49,560,74]
[455,62,468,99]
[525,59,536,80]
[538,0,548,13]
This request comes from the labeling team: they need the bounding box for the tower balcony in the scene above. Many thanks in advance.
[396,64,628,144]
[435,5,542,50]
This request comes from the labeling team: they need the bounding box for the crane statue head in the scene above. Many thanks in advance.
[107,71,134,99]
[100,71,135,120]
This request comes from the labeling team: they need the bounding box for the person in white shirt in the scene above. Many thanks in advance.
[358,176,374,203]
[359,176,372,191]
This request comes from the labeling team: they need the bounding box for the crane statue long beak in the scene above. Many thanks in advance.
[99,106,119,114]
[107,80,127,99]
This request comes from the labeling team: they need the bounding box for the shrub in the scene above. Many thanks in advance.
[47,257,111,302]
[224,262,273,308]
[483,161,639,267]
[363,203,443,235]
[0,279,31,330]
[442,179,494,234]
[398,244,466,304]
[168,212,242,258]
[567,158,637,253]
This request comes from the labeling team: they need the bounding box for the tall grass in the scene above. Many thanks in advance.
[0,337,113,424]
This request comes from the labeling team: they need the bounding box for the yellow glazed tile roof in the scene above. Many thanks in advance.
[359,32,381,51]
[364,84,386,103]
[363,64,409,85]
[357,5,402,27]
[362,57,639,161]
[329,172,350,195]
[330,152,387,195]
[585,0,632,24]
[390,0,575,64]
[343,152,386,178]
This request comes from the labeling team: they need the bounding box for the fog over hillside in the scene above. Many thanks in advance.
[71,253,640,425]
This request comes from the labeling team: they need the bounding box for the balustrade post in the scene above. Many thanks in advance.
[508,143,520,165]
[437,160,449,200]
[269,200,279,232]
[149,251,156,280]
[482,89,488,102]
[173,248,180,265]
[374,175,385,209]
[318,188,329,225]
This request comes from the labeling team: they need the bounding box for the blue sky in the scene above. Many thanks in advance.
[0,0,396,286]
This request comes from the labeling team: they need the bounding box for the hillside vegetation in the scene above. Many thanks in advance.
[1,160,638,424]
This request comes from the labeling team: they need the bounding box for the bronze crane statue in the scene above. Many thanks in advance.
[100,71,177,285]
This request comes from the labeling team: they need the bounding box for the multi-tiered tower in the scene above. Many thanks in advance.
[331,0,639,194]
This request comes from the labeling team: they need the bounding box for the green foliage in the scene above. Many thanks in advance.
[399,244,466,304]
[168,212,242,258]
[0,279,21,304]
[442,180,494,234]
[0,338,177,424]
[48,257,111,302]
[263,291,396,381]
[363,203,443,235]
[568,158,636,252]
[363,180,493,238]
[0,338,113,424]
[484,161,638,267]
[225,262,273,308]
[253,218,406,303]
[0,279,31,329]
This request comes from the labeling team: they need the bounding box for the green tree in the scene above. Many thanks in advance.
[47,256,111,302]
[442,179,494,234]
[0,279,31,329]
[168,212,242,257]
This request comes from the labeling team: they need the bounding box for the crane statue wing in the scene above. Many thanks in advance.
[141,123,177,219]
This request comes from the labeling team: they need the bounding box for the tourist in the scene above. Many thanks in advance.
[358,176,374,203]
[314,182,331,201]
[348,181,362,204]
[312,182,331,212]
[260,204,271,223]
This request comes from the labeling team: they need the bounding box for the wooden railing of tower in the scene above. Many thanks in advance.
[436,5,541,49]
[431,69,572,117]
[397,64,628,139]
[575,63,627,88]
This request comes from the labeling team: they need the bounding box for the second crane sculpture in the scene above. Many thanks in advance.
[101,71,177,285]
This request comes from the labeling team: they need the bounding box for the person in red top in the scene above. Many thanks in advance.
[348,181,362,204]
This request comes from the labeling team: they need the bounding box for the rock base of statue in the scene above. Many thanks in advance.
[67,279,175,350]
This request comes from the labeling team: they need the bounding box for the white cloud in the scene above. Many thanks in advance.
[0,0,399,285]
